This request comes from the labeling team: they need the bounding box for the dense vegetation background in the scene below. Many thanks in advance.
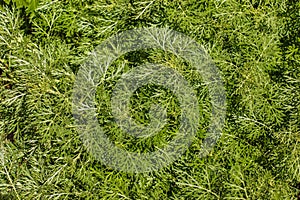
[0,0,299,199]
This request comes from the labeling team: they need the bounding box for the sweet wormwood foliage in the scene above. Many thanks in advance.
[0,0,39,35]
[0,0,299,199]
[2,0,39,12]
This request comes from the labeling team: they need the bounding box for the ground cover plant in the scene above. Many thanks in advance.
[0,0,299,199]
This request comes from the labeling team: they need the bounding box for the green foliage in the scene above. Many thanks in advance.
[2,0,39,12]
[0,0,299,199]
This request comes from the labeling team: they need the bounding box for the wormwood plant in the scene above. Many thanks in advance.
[0,0,299,199]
